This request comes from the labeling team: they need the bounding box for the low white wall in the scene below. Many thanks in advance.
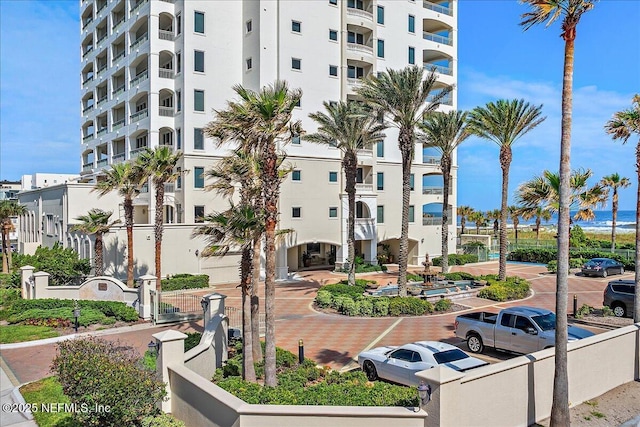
[32,276,138,307]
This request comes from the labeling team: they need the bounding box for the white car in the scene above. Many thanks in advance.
[357,341,488,386]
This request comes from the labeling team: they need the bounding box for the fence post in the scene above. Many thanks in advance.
[138,274,156,320]
[32,271,50,299]
[20,265,35,299]
[152,330,187,413]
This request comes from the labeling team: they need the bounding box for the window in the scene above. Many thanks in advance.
[329,0,337,4]
[409,205,415,223]
[376,140,384,157]
[194,90,204,111]
[194,128,204,149]
[410,174,415,191]
[348,31,364,44]
[292,20,301,33]
[292,170,301,181]
[292,58,301,70]
[515,316,535,332]
[176,13,182,35]
[194,50,204,72]
[377,6,384,24]
[329,171,338,182]
[176,167,182,189]
[377,206,384,223]
[348,65,364,79]
[245,19,252,33]
[176,128,181,149]
[329,29,338,41]
[176,51,182,73]
[292,207,301,218]
[377,172,384,190]
[408,46,415,64]
[176,90,181,111]
[194,167,205,188]
[194,205,205,223]
[329,207,338,218]
[246,57,253,70]
[194,11,205,33]
[408,15,415,33]
[500,313,514,327]
[292,134,301,144]
[377,39,385,58]
[329,65,338,76]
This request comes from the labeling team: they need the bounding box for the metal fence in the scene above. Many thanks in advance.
[151,289,204,324]
[224,306,265,334]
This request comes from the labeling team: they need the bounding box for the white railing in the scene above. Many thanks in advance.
[130,33,148,50]
[96,95,107,106]
[112,85,125,97]
[423,31,453,46]
[347,77,363,87]
[423,1,453,16]
[357,149,373,157]
[112,16,125,31]
[130,109,148,123]
[97,64,107,75]
[159,68,174,79]
[82,45,93,57]
[355,183,373,192]
[112,153,126,163]
[346,7,373,21]
[96,159,108,167]
[96,33,107,44]
[422,186,444,195]
[130,70,148,86]
[355,218,375,227]
[112,119,125,130]
[426,93,453,106]
[164,183,175,193]
[424,63,453,76]
[130,147,147,158]
[82,163,94,171]
[159,30,175,41]
[423,211,452,226]
[82,17,93,30]
[97,127,108,136]
[112,51,125,63]
[423,156,441,165]
[346,43,373,55]
[130,0,148,14]
[159,0,175,3]
[159,106,174,117]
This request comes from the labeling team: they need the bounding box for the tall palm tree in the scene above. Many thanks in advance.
[521,3,596,423]
[600,173,631,251]
[605,94,640,322]
[226,81,302,387]
[420,111,470,273]
[94,162,144,287]
[136,147,183,290]
[468,99,545,281]
[305,101,386,285]
[457,205,474,235]
[356,66,450,297]
[508,206,522,246]
[193,204,262,382]
[70,209,120,276]
[0,200,26,273]
[469,211,487,235]
[520,206,552,245]
[487,209,502,238]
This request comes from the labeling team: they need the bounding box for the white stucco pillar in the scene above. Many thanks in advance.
[20,265,35,299]
[32,271,50,299]
[153,329,187,413]
[415,366,465,426]
[138,274,156,320]
[202,292,226,330]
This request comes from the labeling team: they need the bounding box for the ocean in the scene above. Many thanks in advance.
[463,210,637,233]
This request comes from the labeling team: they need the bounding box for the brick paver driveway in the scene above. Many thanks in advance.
[1,261,628,383]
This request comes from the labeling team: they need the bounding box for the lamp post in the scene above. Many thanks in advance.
[73,300,81,333]
[147,340,159,356]
[416,381,431,413]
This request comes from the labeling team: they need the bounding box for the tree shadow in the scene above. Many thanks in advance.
[314,348,353,366]
[103,239,150,283]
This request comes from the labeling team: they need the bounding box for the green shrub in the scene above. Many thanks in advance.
[12,243,91,286]
[5,299,138,323]
[338,297,358,316]
[372,298,389,317]
[141,414,186,427]
[8,307,107,327]
[546,260,557,273]
[184,332,202,351]
[443,272,476,281]
[509,248,634,271]
[388,297,431,316]
[355,263,385,273]
[602,306,614,317]
[336,278,377,287]
[433,254,478,266]
[356,298,374,317]
[575,304,593,319]
[315,290,333,308]
[477,276,530,302]
[161,274,209,291]
[0,272,20,288]
[407,273,423,283]
[434,298,453,312]
[51,337,166,426]
[322,283,366,299]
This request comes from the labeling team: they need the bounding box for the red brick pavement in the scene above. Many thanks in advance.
[2,262,627,385]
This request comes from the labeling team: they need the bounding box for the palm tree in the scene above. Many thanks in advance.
[94,162,144,287]
[224,81,302,387]
[305,101,386,285]
[0,200,26,273]
[70,209,120,276]
[457,205,474,235]
[600,173,631,251]
[486,209,502,238]
[507,206,522,246]
[520,206,552,245]
[136,147,183,290]
[468,99,545,281]
[193,204,261,382]
[605,94,640,322]
[521,3,596,423]
[356,66,451,297]
[420,111,470,273]
[469,211,487,235]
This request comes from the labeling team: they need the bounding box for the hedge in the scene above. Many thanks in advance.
[161,274,209,291]
[477,276,530,302]
[508,248,635,271]
[4,299,138,323]
[433,254,478,266]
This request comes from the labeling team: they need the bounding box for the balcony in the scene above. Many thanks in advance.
[159,106,174,117]
[112,152,126,163]
[159,30,175,41]
[346,7,373,21]
[82,17,93,30]
[423,31,452,46]
[423,1,453,16]
[97,64,107,75]
[96,3,107,15]
[347,78,364,88]
[422,186,444,195]
[112,84,125,97]
[112,16,125,31]
[130,34,149,51]
[96,127,108,137]
[159,69,174,79]
[130,0,148,14]
[130,70,148,86]
[82,134,94,143]
[130,109,148,123]
[355,217,376,240]
[426,93,453,106]
[96,158,108,168]
[82,45,94,58]
[355,183,373,192]
[82,75,94,85]
[96,33,107,44]
[346,43,373,56]
[112,51,125,63]
[164,183,175,193]
[82,105,94,114]
[82,162,94,172]
[424,63,452,76]
[130,146,147,158]
[423,156,441,165]
[423,211,452,226]
[112,119,125,131]
[96,95,107,106]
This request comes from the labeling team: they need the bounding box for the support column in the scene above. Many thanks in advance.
[32,271,50,299]
[201,292,228,365]
[415,366,465,426]
[20,265,35,299]
[138,274,156,320]
[153,330,187,413]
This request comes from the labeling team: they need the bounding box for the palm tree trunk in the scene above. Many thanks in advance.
[535,217,541,245]
[498,147,511,281]
[441,158,451,273]
[550,30,575,427]
[241,246,256,382]
[154,182,164,290]
[251,236,262,362]
[611,189,618,252]
[124,197,135,287]
[344,155,357,286]
[461,217,466,235]
[95,233,104,276]
[1,226,8,273]
[263,139,278,387]
[634,142,640,322]
[398,130,414,297]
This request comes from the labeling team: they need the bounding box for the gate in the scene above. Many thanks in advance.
[150,289,204,324]
[224,306,266,334]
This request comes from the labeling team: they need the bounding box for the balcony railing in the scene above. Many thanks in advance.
[423,31,453,46]
[346,7,373,21]
[355,218,375,227]
[96,3,107,14]
[97,127,108,136]
[96,95,107,106]
[82,134,94,142]
[112,119,125,131]
[159,106,174,117]
[346,43,373,55]
[130,146,147,158]
[112,152,126,163]
[424,63,453,76]
[164,183,175,193]
[422,186,444,195]
[423,1,453,16]
[347,77,364,87]
[97,63,107,75]
[426,93,453,106]
[130,109,148,123]
[82,75,94,85]
[112,84,125,97]
[159,69,174,79]
[82,45,94,57]
[96,158,108,167]
[355,183,373,192]
[423,156,441,165]
[130,70,148,86]
[96,33,107,44]
[159,30,175,41]
[112,51,125,62]
[357,149,373,157]
[82,17,93,30]
[130,33,148,50]
[112,16,125,31]
[130,0,148,14]
[423,212,453,226]
[82,162,94,171]
[82,104,94,114]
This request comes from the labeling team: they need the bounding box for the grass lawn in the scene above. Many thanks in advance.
[20,376,81,427]
[0,325,60,344]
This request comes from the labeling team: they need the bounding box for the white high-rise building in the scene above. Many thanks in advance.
[74,0,457,278]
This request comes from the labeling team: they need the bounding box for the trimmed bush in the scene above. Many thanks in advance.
[434,298,453,312]
[433,254,478,266]
[509,248,634,271]
[5,299,138,323]
[322,283,367,299]
[315,290,333,308]
[0,272,19,288]
[477,276,530,302]
[141,414,186,427]
[388,297,432,316]
[356,298,374,316]
[372,298,389,317]
[8,307,107,327]
[161,274,209,291]
[443,272,476,281]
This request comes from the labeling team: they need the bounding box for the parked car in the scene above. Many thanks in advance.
[604,279,635,318]
[454,306,594,354]
[581,258,624,278]
[357,341,488,386]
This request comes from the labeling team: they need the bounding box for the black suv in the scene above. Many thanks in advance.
[603,279,635,318]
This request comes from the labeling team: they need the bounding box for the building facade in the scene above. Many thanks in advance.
[21,0,458,281]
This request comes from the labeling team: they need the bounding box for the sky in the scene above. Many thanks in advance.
[1,0,639,211]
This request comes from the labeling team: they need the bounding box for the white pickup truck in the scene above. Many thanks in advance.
[454,306,594,354]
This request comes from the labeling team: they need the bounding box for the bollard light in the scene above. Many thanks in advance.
[73,300,81,333]
[298,339,304,364]
[147,340,159,356]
